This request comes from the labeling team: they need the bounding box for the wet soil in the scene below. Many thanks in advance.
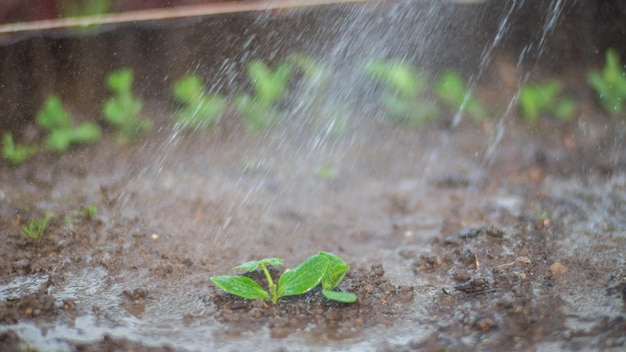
[1,3,626,352]
[1,102,624,351]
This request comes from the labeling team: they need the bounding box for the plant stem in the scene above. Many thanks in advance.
[260,263,278,303]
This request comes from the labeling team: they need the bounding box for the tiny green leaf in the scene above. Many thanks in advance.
[322,289,357,303]
[234,257,283,272]
[37,95,73,131]
[587,48,626,115]
[72,122,102,144]
[364,59,422,97]
[210,275,270,300]
[3,132,38,165]
[277,254,328,298]
[248,61,292,104]
[106,68,134,93]
[172,75,205,104]
[319,251,350,290]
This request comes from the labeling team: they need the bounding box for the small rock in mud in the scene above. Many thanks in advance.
[549,262,568,276]
[123,288,148,301]
[457,229,480,239]
[182,258,194,268]
[474,316,497,330]
[455,276,494,294]
[412,254,442,273]
[62,299,75,311]
[483,225,505,238]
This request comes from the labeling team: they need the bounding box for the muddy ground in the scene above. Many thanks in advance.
[1,95,625,351]
[1,2,626,352]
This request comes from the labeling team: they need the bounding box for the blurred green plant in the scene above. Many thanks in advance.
[210,251,357,304]
[235,61,292,131]
[518,79,576,123]
[37,95,102,152]
[2,132,38,165]
[61,0,111,33]
[81,203,99,220]
[172,75,226,131]
[288,54,350,136]
[315,166,336,179]
[587,48,626,116]
[102,68,152,142]
[364,59,438,128]
[22,211,54,240]
[435,70,487,121]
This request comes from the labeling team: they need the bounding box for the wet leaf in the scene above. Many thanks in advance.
[234,257,283,272]
[172,75,205,104]
[322,289,357,303]
[277,254,328,298]
[106,68,134,94]
[36,95,73,131]
[210,275,269,300]
[319,251,350,290]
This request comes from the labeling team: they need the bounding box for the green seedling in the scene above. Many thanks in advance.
[211,251,356,304]
[315,166,336,179]
[102,68,152,142]
[21,211,54,240]
[364,59,438,128]
[287,53,330,87]
[518,79,576,123]
[81,203,98,220]
[587,48,626,116]
[435,70,487,121]
[172,75,226,131]
[2,132,38,165]
[235,61,292,131]
[36,95,102,152]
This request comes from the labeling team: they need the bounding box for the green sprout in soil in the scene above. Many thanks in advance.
[235,60,292,131]
[102,68,152,142]
[2,132,38,165]
[364,59,439,128]
[211,251,357,304]
[435,70,487,121]
[36,95,102,152]
[518,79,576,123]
[587,48,626,116]
[21,211,54,240]
[172,74,226,131]
[81,203,98,220]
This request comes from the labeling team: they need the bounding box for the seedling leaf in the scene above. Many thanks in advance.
[364,59,422,97]
[3,133,38,165]
[210,276,270,300]
[37,95,73,131]
[248,61,292,104]
[277,254,328,298]
[322,289,357,303]
[106,68,134,94]
[172,75,205,104]
[319,251,350,290]
[587,49,626,115]
[436,70,487,121]
[234,257,283,272]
